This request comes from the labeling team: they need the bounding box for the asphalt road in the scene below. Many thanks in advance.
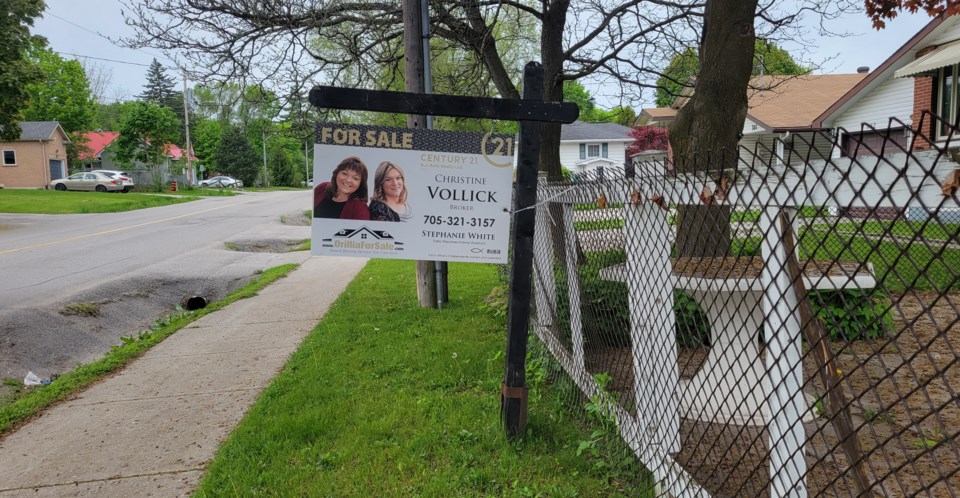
[0,190,316,381]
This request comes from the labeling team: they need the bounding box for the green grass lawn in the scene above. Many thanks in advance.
[0,189,199,214]
[195,260,641,497]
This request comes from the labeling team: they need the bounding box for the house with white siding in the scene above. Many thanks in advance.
[559,121,633,179]
[815,12,960,156]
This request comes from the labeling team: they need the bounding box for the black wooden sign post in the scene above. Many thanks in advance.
[309,62,577,439]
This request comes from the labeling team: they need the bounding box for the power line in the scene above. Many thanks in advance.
[43,10,172,64]
[55,51,151,67]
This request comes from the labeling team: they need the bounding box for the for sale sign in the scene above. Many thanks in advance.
[310,122,514,263]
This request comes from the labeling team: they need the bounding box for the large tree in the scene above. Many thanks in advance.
[0,0,46,141]
[114,101,180,190]
[214,125,260,187]
[138,58,185,138]
[23,45,96,133]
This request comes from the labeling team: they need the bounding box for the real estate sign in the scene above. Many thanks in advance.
[310,123,514,263]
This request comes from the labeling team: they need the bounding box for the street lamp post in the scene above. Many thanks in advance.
[261,129,270,188]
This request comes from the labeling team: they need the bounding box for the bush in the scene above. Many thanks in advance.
[811,290,893,342]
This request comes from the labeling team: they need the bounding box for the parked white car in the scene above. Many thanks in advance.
[51,172,124,192]
[91,170,135,193]
[199,176,243,188]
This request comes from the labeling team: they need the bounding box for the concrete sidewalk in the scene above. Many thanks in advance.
[0,256,366,497]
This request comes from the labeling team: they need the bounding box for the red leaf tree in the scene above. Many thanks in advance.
[866,0,960,29]
[627,126,669,156]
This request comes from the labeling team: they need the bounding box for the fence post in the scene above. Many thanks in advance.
[502,62,544,439]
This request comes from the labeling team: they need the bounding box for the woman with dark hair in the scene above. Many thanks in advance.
[368,161,412,222]
[313,156,371,220]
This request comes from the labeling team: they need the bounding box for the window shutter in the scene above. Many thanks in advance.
[579,143,586,159]
[602,143,609,158]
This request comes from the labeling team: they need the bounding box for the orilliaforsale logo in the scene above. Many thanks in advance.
[322,226,404,252]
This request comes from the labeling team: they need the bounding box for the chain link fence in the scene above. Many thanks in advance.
[528,114,960,496]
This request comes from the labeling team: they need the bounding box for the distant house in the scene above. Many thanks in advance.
[559,121,633,179]
[77,131,121,170]
[76,131,197,186]
[0,122,71,189]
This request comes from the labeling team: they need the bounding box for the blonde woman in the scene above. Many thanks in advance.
[369,161,412,222]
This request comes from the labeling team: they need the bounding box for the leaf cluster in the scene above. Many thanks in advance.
[0,0,46,141]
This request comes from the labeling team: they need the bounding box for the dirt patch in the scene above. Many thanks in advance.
[280,210,312,226]
[226,239,306,253]
[585,290,960,496]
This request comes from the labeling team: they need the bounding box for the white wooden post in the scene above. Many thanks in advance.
[562,204,586,369]
[624,200,681,455]
[760,207,808,498]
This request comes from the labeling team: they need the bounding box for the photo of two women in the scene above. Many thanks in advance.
[312,156,412,222]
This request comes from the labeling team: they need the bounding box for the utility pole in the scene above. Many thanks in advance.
[419,0,447,306]
[403,0,437,308]
[261,129,270,188]
[182,73,193,185]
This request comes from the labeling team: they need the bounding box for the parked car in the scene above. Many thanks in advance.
[91,170,135,192]
[199,176,243,188]
[51,172,125,192]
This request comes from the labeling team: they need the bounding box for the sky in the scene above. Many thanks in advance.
[33,0,939,107]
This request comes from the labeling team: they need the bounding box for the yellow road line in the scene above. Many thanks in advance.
[0,201,247,256]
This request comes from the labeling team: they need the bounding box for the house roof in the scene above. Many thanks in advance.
[636,108,677,126]
[815,12,958,128]
[164,143,198,161]
[636,74,865,132]
[16,121,71,142]
[746,74,867,131]
[560,121,633,142]
[78,131,120,161]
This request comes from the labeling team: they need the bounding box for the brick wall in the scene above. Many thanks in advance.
[911,76,935,150]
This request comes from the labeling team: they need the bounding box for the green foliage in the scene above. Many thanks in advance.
[22,45,96,133]
[655,47,699,108]
[61,303,100,317]
[114,101,179,166]
[655,40,808,107]
[215,125,260,187]
[811,290,893,342]
[191,118,222,173]
[138,59,185,139]
[138,59,178,105]
[674,291,710,348]
[0,0,46,141]
[90,101,137,132]
[563,81,636,126]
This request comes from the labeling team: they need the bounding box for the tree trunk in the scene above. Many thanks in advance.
[669,0,758,257]
[403,0,437,308]
[539,0,569,181]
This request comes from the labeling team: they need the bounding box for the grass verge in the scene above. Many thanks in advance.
[195,260,639,497]
[0,189,198,214]
[0,264,298,435]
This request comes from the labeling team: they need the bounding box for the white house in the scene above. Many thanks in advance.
[559,121,633,179]
[815,12,960,156]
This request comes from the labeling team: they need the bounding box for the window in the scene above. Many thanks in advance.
[937,63,960,139]
[2,150,15,166]
[580,142,610,160]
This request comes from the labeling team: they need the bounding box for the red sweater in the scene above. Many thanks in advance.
[313,183,370,220]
